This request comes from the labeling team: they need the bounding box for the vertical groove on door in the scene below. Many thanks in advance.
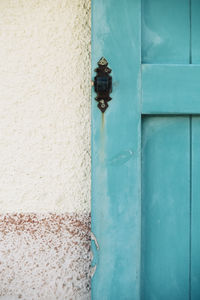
[191,117,200,300]
[189,116,192,300]
[189,0,192,64]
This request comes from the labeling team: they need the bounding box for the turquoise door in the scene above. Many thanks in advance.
[92,0,200,299]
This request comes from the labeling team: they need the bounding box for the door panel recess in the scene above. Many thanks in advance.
[141,115,197,300]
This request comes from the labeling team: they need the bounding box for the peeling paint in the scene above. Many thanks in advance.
[91,232,100,250]
[90,265,97,279]
[91,232,99,279]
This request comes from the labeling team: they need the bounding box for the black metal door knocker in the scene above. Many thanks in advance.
[94,57,112,113]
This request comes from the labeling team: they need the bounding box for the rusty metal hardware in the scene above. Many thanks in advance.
[94,57,112,113]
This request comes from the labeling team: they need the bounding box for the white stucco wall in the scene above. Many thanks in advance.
[0,0,91,213]
[0,1,91,299]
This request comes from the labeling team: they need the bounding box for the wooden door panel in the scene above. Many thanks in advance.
[92,0,141,299]
[141,116,190,300]
[142,65,200,114]
[92,0,200,298]
[142,0,190,64]
[191,0,200,63]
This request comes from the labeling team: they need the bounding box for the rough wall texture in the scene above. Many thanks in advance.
[0,0,91,213]
[0,0,91,299]
[0,213,91,300]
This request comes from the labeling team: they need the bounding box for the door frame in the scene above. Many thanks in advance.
[91,0,141,299]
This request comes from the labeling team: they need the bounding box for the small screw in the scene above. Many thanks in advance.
[100,100,106,108]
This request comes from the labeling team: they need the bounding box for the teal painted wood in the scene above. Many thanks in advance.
[190,9,200,299]
[92,1,200,299]
[191,117,200,300]
[142,0,190,64]
[142,64,200,114]
[141,116,190,300]
[191,0,200,63]
[91,0,141,299]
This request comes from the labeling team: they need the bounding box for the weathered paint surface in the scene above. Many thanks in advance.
[141,116,190,299]
[142,65,200,114]
[142,0,190,63]
[92,0,141,299]
[191,0,200,63]
[92,0,200,299]
[141,1,200,299]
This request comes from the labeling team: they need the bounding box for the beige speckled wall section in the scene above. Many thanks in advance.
[0,0,91,299]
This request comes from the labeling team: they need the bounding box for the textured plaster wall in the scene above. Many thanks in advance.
[0,213,91,300]
[0,0,91,299]
[0,0,91,213]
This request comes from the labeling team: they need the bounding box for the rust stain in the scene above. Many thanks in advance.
[0,212,91,299]
[100,112,106,163]
[101,112,105,130]
[0,213,90,238]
